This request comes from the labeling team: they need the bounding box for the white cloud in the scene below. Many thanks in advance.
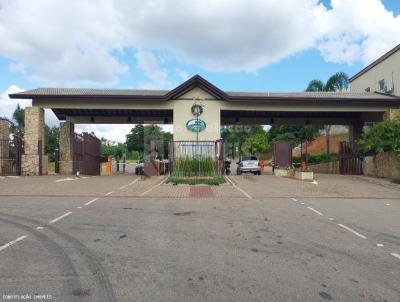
[135,51,174,89]
[0,0,399,84]
[317,0,400,65]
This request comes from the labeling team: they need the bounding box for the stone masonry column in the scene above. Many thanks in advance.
[22,107,46,176]
[383,108,400,121]
[59,120,74,174]
[0,120,10,175]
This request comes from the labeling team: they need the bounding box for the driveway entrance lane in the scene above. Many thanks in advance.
[0,175,139,197]
[0,196,92,226]
[0,210,116,302]
[295,197,400,250]
[57,196,399,302]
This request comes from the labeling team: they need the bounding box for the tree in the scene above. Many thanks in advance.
[245,132,270,155]
[267,125,320,146]
[45,125,59,162]
[221,125,266,158]
[126,125,144,152]
[358,115,400,172]
[125,124,173,159]
[305,72,350,154]
[7,105,25,138]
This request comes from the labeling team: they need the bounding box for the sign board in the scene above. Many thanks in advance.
[186,119,206,132]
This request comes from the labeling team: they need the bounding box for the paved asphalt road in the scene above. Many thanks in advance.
[0,175,399,302]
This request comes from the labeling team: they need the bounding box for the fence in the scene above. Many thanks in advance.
[339,141,363,175]
[168,140,224,176]
[0,138,23,176]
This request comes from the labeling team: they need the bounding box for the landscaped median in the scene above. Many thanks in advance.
[167,155,226,185]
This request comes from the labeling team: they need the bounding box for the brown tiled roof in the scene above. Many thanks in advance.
[9,75,400,103]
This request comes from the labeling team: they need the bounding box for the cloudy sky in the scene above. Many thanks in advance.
[1,0,399,142]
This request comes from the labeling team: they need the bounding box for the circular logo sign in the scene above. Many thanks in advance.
[186,119,206,132]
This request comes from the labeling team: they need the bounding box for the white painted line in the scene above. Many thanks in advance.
[291,198,298,202]
[225,176,252,199]
[140,177,168,196]
[119,186,127,190]
[391,253,400,260]
[105,191,114,196]
[307,206,323,216]
[0,235,28,252]
[55,177,74,182]
[386,203,391,206]
[36,226,44,230]
[329,217,335,221]
[376,243,384,247]
[129,178,140,186]
[77,206,82,209]
[337,224,367,239]
[312,180,318,185]
[84,198,99,206]
[49,212,72,224]
[300,202,305,205]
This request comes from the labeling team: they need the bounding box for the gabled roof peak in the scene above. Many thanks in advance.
[165,74,229,101]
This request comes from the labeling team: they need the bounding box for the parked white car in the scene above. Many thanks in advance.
[237,156,261,175]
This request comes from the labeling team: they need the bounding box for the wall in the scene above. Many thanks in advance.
[172,87,222,141]
[350,50,400,96]
[308,161,339,174]
[363,152,400,179]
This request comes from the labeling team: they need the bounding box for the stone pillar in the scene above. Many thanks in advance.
[0,120,10,175]
[22,107,46,176]
[383,108,400,121]
[59,120,74,174]
[348,123,364,144]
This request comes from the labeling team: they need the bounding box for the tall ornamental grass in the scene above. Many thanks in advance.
[172,155,219,177]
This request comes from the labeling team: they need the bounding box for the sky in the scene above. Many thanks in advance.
[0,0,399,142]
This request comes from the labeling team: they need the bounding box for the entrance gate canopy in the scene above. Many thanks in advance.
[8,75,400,176]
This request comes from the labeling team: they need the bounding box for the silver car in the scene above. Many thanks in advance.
[237,156,261,175]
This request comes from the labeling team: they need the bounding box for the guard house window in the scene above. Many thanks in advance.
[378,79,385,92]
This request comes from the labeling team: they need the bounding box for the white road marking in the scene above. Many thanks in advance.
[119,186,127,190]
[386,203,391,206]
[140,177,168,196]
[300,202,305,205]
[291,198,298,202]
[49,212,72,224]
[105,191,114,196]
[225,176,252,199]
[0,235,28,252]
[376,243,384,247]
[391,253,400,260]
[307,206,323,216]
[312,180,318,185]
[77,206,82,209]
[84,198,99,206]
[329,217,335,221]
[36,226,44,230]
[55,177,74,182]
[337,224,367,239]
[129,178,139,186]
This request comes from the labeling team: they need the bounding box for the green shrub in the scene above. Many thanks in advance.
[359,116,400,172]
[167,175,225,185]
[172,155,219,177]
[293,153,338,165]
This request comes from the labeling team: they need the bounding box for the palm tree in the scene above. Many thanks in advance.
[305,72,349,154]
